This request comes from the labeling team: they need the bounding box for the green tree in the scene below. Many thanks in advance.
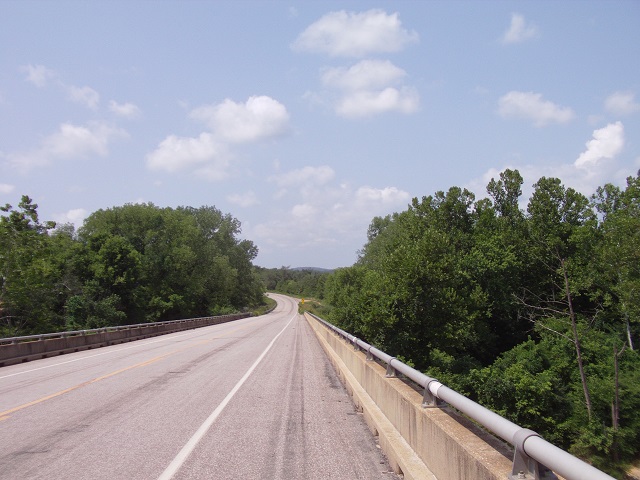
[0,196,59,335]
[523,177,597,420]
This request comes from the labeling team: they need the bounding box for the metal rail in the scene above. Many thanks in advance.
[308,312,614,480]
[0,314,246,345]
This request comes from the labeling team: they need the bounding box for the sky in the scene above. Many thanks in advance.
[1,1,639,269]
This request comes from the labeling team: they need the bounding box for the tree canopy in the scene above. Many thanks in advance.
[0,199,264,335]
[323,170,640,476]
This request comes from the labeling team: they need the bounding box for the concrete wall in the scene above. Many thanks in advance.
[0,314,249,367]
[305,312,514,480]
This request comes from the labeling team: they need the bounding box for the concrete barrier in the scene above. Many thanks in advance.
[305,312,513,480]
[0,313,249,367]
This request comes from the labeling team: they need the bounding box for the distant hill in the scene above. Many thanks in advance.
[291,267,334,273]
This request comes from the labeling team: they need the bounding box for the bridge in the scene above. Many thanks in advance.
[0,294,613,479]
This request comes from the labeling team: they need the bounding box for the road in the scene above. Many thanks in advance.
[0,294,398,479]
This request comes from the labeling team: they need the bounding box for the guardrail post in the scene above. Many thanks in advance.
[422,380,446,408]
[509,429,557,480]
[386,358,397,377]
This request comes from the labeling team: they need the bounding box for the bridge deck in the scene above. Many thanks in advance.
[0,294,398,479]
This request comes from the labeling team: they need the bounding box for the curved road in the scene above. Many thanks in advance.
[0,294,398,479]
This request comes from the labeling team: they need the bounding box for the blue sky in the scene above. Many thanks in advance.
[1,1,639,269]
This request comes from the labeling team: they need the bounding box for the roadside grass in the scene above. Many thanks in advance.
[297,298,330,318]
[251,295,277,316]
[261,292,331,318]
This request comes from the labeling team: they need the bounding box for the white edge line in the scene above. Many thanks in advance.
[157,312,297,480]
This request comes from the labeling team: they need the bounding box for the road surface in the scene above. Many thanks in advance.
[0,293,398,479]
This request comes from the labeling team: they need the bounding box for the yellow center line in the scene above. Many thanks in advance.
[0,323,252,421]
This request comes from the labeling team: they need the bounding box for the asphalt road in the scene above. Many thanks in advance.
[0,294,398,479]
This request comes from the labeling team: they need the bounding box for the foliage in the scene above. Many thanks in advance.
[297,298,330,318]
[252,295,277,316]
[321,169,640,475]
[255,266,330,299]
[0,200,265,336]
[0,196,62,334]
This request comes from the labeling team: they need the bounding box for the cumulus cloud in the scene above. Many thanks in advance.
[227,191,260,208]
[0,183,15,194]
[498,91,575,126]
[575,122,625,169]
[190,96,290,143]
[146,132,225,174]
[292,9,418,57]
[295,13,419,119]
[67,85,100,109]
[53,208,87,226]
[22,64,57,87]
[467,123,629,209]
[147,95,290,180]
[319,60,419,118]
[355,186,408,205]
[605,91,640,116]
[502,13,538,44]
[5,122,127,171]
[21,64,105,112]
[336,86,419,118]
[109,100,141,118]
[268,165,335,188]
[322,60,407,91]
[253,165,410,251]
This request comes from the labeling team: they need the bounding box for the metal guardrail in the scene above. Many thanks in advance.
[0,313,251,367]
[0,315,244,345]
[308,312,615,480]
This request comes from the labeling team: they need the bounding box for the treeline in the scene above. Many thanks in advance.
[322,170,639,476]
[255,266,330,298]
[0,198,265,336]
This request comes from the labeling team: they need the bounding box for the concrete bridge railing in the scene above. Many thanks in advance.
[304,312,614,480]
[0,313,250,367]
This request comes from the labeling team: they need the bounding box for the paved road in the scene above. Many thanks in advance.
[0,294,398,479]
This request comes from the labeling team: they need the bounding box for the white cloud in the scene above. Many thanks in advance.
[355,186,408,205]
[109,100,141,118]
[22,64,56,87]
[146,132,227,176]
[605,91,640,116]
[227,191,260,207]
[575,122,624,169]
[467,123,629,209]
[292,9,418,57]
[292,203,317,218]
[253,168,410,251]
[337,86,419,118]
[5,122,126,171]
[322,60,407,90]
[20,65,105,113]
[43,122,118,158]
[67,85,100,109]
[268,165,335,188]
[190,96,290,143]
[147,95,289,180]
[502,13,538,44]
[53,208,87,226]
[498,91,575,127]
[0,183,15,194]
[319,60,419,118]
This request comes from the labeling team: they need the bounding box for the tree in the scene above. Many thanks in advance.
[0,196,60,335]
[593,173,640,351]
[77,203,264,323]
[524,177,596,420]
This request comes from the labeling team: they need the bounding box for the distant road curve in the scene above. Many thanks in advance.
[0,293,397,479]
